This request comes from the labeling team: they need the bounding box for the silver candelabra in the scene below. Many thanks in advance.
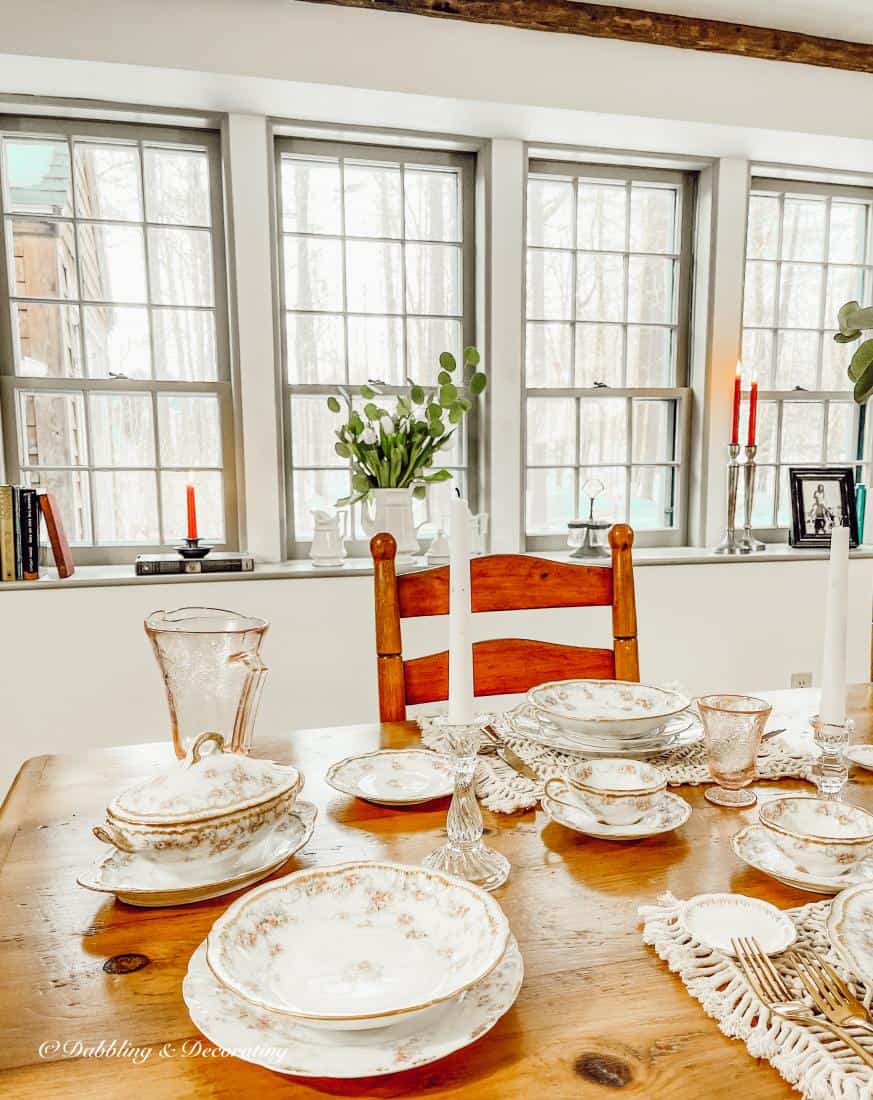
[740,444,766,552]
[714,443,748,555]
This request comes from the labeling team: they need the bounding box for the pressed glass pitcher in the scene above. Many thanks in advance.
[145,607,269,758]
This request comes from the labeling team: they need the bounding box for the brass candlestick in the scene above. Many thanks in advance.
[740,444,766,552]
[714,443,749,555]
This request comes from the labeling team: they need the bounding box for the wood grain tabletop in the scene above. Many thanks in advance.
[1,688,872,1098]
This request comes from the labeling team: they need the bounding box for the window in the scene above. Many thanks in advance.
[276,138,476,555]
[524,161,694,548]
[741,178,872,531]
[0,116,236,562]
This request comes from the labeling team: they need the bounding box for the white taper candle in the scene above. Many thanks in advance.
[819,523,849,726]
[448,494,474,724]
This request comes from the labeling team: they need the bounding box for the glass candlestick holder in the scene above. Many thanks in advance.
[810,714,853,800]
[423,716,510,892]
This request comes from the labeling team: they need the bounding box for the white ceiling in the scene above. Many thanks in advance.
[578,1,873,45]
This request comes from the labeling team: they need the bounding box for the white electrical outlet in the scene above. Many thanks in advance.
[791,672,812,689]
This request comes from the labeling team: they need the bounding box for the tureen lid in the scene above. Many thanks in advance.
[107,732,301,824]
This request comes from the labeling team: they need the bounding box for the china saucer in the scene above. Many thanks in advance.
[325,749,454,805]
[827,882,873,987]
[731,823,873,895]
[183,936,523,1077]
[679,893,796,956]
[541,786,691,839]
[78,802,317,907]
[845,745,873,772]
[510,708,702,759]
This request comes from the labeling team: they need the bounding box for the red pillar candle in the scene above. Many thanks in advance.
[186,483,198,540]
[730,362,742,446]
[747,375,759,446]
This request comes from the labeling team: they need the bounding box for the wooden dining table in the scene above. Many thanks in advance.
[2,688,872,1099]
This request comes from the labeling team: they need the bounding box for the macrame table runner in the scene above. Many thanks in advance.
[640,894,873,1100]
[417,700,816,815]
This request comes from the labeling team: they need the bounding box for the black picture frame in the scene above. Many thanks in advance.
[788,467,859,548]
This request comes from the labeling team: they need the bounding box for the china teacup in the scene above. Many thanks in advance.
[544,758,667,826]
[758,796,873,878]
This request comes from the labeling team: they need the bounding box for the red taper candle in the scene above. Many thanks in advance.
[186,483,198,540]
[747,375,759,446]
[730,362,742,446]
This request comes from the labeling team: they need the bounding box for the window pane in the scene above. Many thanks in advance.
[527,178,574,248]
[286,312,345,384]
[4,139,72,216]
[827,403,856,462]
[291,395,346,467]
[526,467,575,533]
[8,217,78,299]
[777,467,793,527]
[630,466,675,528]
[83,305,151,379]
[407,318,462,378]
[579,398,627,464]
[574,323,622,388]
[629,187,675,254]
[781,401,824,462]
[13,302,83,378]
[283,236,343,311]
[821,330,854,391]
[89,393,155,466]
[527,249,572,320]
[754,402,779,463]
[157,393,221,467]
[577,182,625,251]
[404,169,459,243]
[24,469,91,544]
[153,308,217,381]
[344,163,401,238]
[93,470,158,543]
[737,463,776,527]
[74,143,141,221]
[143,147,210,227]
[161,470,224,542]
[627,256,674,324]
[774,330,819,390]
[746,195,779,260]
[405,243,460,316]
[281,157,341,235]
[778,263,822,328]
[527,397,574,465]
[18,391,87,465]
[632,400,674,463]
[626,325,672,387]
[577,465,626,522]
[78,223,147,304]
[829,202,867,264]
[576,253,623,322]
[293,469,349,538]
[826,266,865,327]
[346,240,402,313]
[781,198,826,261]
[743,261,776,326]
[148,227,213,307]
[347,316,404,385]
[741,328,774,388]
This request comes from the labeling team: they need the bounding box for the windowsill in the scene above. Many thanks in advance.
[3,543,873,591]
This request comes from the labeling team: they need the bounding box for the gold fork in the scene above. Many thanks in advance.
[788,950,873,1036]
[732,936,873,1070]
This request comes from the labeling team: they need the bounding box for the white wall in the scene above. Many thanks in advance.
[2,557,870,793]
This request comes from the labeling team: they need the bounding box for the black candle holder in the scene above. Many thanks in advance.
[174,537,212,560]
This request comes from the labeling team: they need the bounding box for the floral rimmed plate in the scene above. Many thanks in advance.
[731,823,873,895]
[541,786,691,839]
[77,802,317,907]
[508,707,701,759]
[325,749,454,806]
[528,679,689,738]
[827,882,873,987]
[183,936,523,1078]
[845,745,873,773]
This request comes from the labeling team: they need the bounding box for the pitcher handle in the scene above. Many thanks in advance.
[228,650,268,754]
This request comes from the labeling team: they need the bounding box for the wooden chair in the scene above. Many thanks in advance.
[371,523,639,722]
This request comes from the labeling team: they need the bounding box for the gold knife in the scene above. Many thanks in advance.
[483,725,541,783]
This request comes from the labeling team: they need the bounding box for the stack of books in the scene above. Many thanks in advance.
[0,488,73,582]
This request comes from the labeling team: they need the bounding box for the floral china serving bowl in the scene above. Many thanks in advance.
[758,796,873,878]
[528,679,689,738]
[205,860,510,1030]
[544,757,667,826]
[93,732,303,867]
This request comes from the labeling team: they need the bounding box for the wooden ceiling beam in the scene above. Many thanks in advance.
[299,0,873,75]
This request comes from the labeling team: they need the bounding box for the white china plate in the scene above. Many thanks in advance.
[183,936,523,1078]
[325,749,454,806]
[77,802,317,907]
[731,824,873,895]
[827,882,873,987]
[541,787,691,839]
[845,745,873,772]
[680,893,796,956]
[509,708,701,759]
[528,679,689,738]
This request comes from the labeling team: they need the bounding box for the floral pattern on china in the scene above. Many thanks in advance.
[758,796,873,878]
[326,749,454,805]
[827,883,873,988]
[527,679,689,738]
[205,861,510,1029]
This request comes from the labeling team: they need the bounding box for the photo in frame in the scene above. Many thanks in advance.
[788,467,859,548]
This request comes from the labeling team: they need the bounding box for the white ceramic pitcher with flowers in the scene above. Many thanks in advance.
[361,489,425,564]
